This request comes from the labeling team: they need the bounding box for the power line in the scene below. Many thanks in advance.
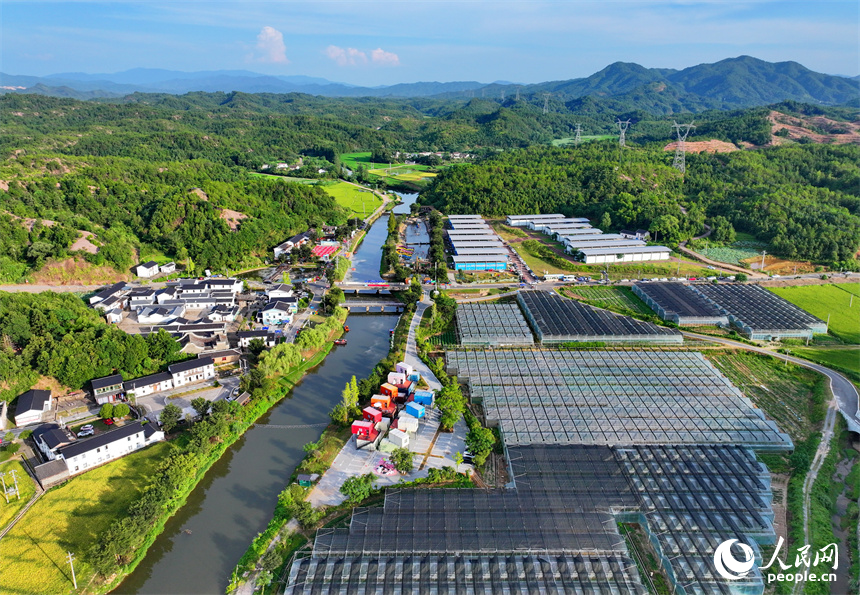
[617,119,631,148]
[671,121,696,174]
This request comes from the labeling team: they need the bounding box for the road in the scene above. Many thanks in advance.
[283,280,327,343]
[403,294,442,391]
[682,330,860,433]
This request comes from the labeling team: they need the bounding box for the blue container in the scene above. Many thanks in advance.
[413,391,434,406]
[407,372,421,383]
[405,402,425,419]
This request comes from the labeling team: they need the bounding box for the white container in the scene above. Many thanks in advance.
[388,428,410,448]
[395,362,414,377]
[387,372,407,385]
[398,417,419,434]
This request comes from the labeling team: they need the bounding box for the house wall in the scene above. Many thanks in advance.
[15,410,44,426]
[171,364,215,387]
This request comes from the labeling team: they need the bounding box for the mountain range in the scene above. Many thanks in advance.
[2,56,857,112]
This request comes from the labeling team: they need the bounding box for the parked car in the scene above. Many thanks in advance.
[79,424,94,431]
[103,418,114,426]
[77,428,94,438]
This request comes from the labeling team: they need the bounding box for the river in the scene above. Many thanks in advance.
[117,218,398,594]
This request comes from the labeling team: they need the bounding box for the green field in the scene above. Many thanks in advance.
[0,460,37,532]
[0,441,172,595]
[560,286,652,317]
[769,284,860,344]
[339,152,390,171]
[698,240,767,265]
[791,347,860,376]
[552,135,615,146]
[341,152,437,185]
[320,181,383,218]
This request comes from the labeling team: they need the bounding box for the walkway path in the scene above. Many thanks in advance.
[403,296,442,391]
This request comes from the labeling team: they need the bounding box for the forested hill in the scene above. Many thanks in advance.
[420,143,860,266]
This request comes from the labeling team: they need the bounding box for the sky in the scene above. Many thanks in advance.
[2,1,858,85]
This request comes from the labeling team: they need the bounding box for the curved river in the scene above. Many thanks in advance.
[116,219,399,594]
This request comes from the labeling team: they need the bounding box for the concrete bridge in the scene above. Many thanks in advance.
[342,300,405,313]
[336,283,409,292]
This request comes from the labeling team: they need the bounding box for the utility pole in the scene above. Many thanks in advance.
[500,89,505,100]
[67,552,77,589]
[671,121,695,174]
[760,250,767,272]
[542,93,551,115]
[574,123,582,146]
[617,119,631,148]
[0,472,7,504]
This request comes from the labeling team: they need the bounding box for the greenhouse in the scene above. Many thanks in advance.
[691,284,827,340]
[287,443,778,595]
[445,349,792,451]
[517,290,682,344]
[505,213,566,226]
[455,303,535,347]
[632,282,729,326]
[447,214,483,220]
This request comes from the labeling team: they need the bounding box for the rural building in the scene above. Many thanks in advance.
[574,246,672,264]
[258,301,295,325]
[206,304,239,322]
[34,424,74,461]
[128,288,158,309]
[563,239,646,252]
[620,229,650,241]
[267,284,294,300]
[632,282,729,326]
[160,262,176,274]
[104,308,123,324]
[123,372,175,398]
[168,357,215,387]
[447,214,483,221]
[204,349,242,365]
[505,214,565,226]
[91,374,124,405]
[89,282,127,305]
[273,231,314,259]
[136,261,160,277]
[92,293,128,312]
[528,218,589,231]
[451,255,508,271]
[58,421,164,476]
[14,389,52,426]
[554,228,603,241]
[449,248,509,258]
[137,305,185,324]
[237,330,278,348]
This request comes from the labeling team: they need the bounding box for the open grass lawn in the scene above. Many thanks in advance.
[320,181,382,218]
[768,284,860,344]
[340,152,390,171]
[708,351,825,443]
[560,286,652,317]
[0,441,172,595]
[0,460,37,532]
[792,347,860,377]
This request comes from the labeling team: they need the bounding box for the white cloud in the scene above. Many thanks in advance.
[253,26,288,63]
[371,48,400,66]
[325,45,368,66]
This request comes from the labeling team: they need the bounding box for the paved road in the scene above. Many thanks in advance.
[283,280,327,343]
[682,331,860,433]
[403,296,442,391]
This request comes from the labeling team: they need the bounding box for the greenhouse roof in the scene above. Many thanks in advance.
[456,302,534,346]
[692,284,826,332]
[633,282,725,318]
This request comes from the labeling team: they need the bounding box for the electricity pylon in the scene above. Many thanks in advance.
[617,119,631,147]
[672,121,696,174]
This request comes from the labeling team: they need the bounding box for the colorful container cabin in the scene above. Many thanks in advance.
[397,416,419,434]
[395,362,414,377]
[370,394,395,415]
[395,380,415,399]
[404,402,426,419]
[351,420,379,442]
[407,372,421,383]
[379,383,398,399]
[413,390,434,406]
[388,428,410,449]
[387,372,407,385]
[363,407,383,423]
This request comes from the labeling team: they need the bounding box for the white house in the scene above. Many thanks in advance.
[138,305,185,325]
[258,299,297,325]
[91,374,124,405]
[168,356,215,387]
[57,421,164,476]
[237,330,278,348]
[136,261,160,277]
[160,261,176,274]
[206,305,239,322]
[123,372,175,398]
[14,389,52,426]
[33,424,74,461]
[104,308,123,324]
[273,231,313,260]
[267,284,294,300]
[89,282,127,305]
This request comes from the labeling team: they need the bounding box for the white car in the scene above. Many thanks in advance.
[79,424,94,431]
[77,428,94,438]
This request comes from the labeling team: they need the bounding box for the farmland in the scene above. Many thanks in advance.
[0,442,172,595]
[319,181,383,218]
[0,460,37,532]
[552,135,615,146]
[791,346,860,378]
[769,284,860,344]
[697,240,767,265]
[559,286,652,317]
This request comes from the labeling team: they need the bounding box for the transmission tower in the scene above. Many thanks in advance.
[500,89,505,100]
[617,119,631,147]
[574,123,582,146]
[671,121,696,174]
[542,93,552,115]
[515,86,521,101]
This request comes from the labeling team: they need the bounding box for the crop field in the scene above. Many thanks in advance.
[0,460,37,532]
[559,286,652,317]
[791,347,859,376]
[552,135,615,146]
[708,351,825,443]
[340,152,390,171]
[320,181,382,217]
[769,284,860,344]
[368,166,436,181]
[0,441,172,595]
[698,240,767,265]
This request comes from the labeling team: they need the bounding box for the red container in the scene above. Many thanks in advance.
[363,407,383,423]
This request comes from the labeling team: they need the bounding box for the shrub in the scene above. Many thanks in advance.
[340,473,375,503]
[390,447,414,475]
[99,403,114,419]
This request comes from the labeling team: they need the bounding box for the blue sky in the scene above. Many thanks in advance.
[2,1,858,84]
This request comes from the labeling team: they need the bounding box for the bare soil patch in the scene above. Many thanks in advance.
[69,230,99,254]
[663,139,739,153]
[31,256,129,286]
[768,110,860,146]
[190,187,209,201]
[219,208,248,231]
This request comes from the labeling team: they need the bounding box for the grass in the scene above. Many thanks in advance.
[318,181,382,218]
[559,286,652,317]
[769,284,860,344]
[0,441,172,595]
[708,351,826,443]
[791,346,860,377]
[551,135,615,146]
[0,460,37,532]
[695,240,767,265]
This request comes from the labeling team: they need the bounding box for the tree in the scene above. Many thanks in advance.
[191,397,209,418]
[436,380,466,431]
[340,473,375,503]
[113,403,130,418]
[99,403,114,419]
[390,447,414,475]
[600,212,612,231]
[465,425,496,467]
[160,403,182,433]
[734,273,748,283]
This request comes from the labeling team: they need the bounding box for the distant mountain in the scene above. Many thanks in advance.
[2,57,857,113]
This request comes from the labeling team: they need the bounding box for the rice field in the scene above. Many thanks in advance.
[0,460,37,532]
[560,286,652,317]
[768,284,860,344]
[320,181,383,218]
[698,240,767,265]
[791,347,859,377]
[0,442,172,595]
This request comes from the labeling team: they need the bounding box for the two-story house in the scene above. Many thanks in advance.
[168,357,215,388]
[91,374,124,405]
[14,389,52,426]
